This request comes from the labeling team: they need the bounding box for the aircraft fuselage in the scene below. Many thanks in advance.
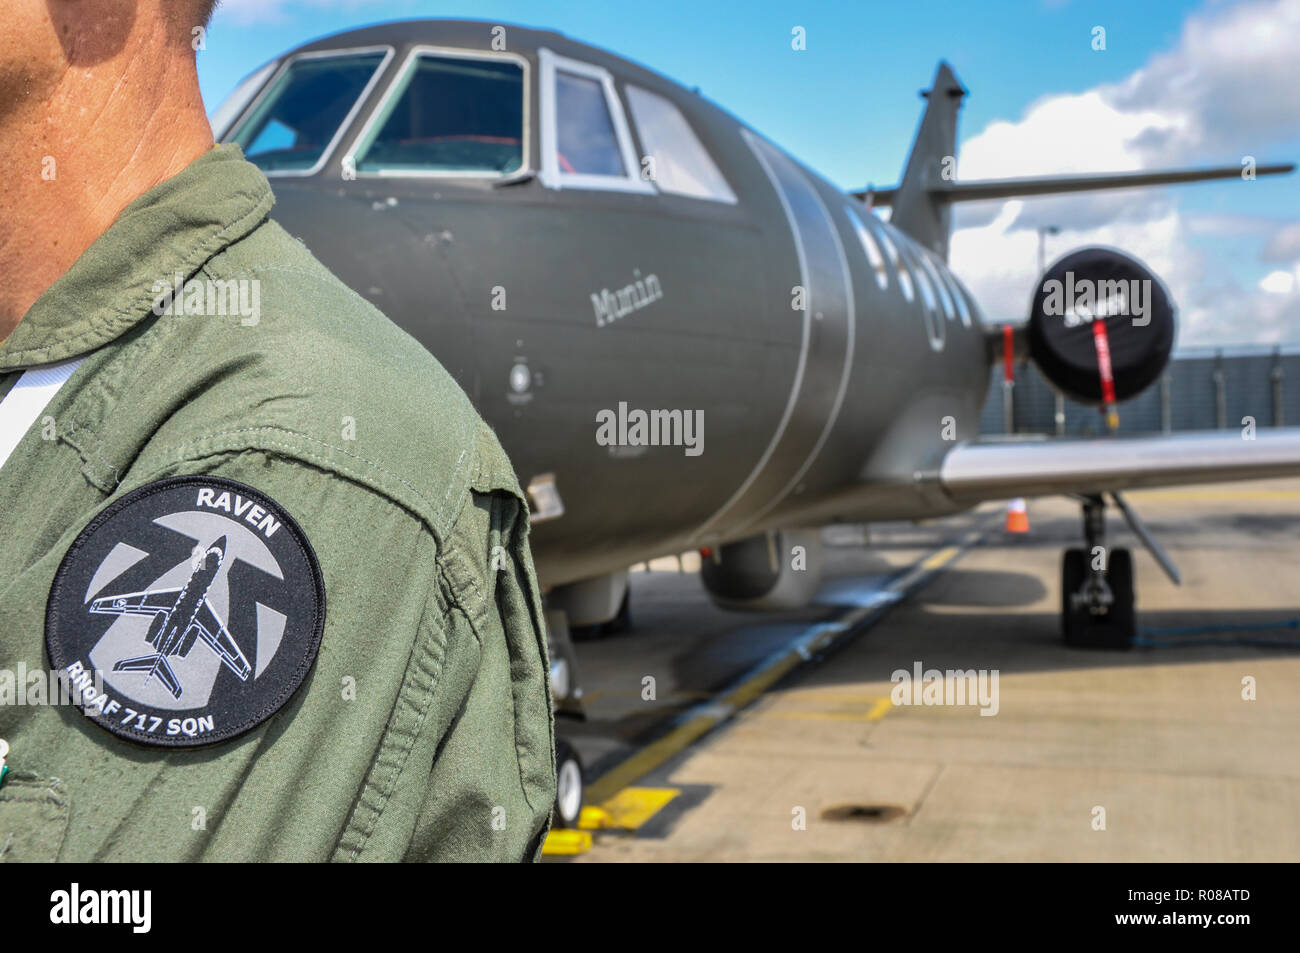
[252,21,994,586]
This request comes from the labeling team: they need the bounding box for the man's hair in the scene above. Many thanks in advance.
[197,1,220,27]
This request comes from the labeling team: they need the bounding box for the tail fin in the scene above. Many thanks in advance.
[855,61,1295,263]
[886,62,967,262]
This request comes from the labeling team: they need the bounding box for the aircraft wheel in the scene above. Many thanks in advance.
[1062,547,1135,650]
[553,739,585,829]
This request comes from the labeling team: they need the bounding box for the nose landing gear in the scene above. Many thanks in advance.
[1060,495,1136,649]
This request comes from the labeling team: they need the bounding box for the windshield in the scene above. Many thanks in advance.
[352,53,525,175]
[230,51,388,173]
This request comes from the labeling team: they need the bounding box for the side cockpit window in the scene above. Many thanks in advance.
[555,71,626,176]
[229,49,391,175]
[348,50,527,177]
[539,48,651,193]
[624,85,736,203]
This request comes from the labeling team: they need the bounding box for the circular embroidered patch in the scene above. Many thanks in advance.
[46,475,326,748]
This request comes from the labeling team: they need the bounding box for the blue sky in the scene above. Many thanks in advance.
[198,0,1300,343]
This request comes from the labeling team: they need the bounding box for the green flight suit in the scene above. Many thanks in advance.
[0,145,556,862]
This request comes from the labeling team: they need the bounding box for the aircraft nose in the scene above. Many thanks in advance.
[211,536,228,556]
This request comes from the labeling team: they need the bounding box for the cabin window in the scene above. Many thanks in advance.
[941,269,974,327]
[229,48,391,175]
[899,241,946,350]
[624,85,736,202]
[876,226,913,302]
[348,49,527,176]
[845,205,889,290]
[908,245,939,313]
[538,48,654,193]
[915,245,957,320]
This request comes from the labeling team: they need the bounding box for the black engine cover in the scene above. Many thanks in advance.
[1028,247,1175,404]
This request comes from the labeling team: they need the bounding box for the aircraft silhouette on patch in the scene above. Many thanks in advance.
[88,536,253,699]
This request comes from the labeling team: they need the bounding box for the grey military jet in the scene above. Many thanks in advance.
[91,536,253,699]
[208,18,1296,657]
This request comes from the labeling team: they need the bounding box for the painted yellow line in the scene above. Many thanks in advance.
[598,787,681,830]
[752,696,894,723]
[583,534,979,808]
[778,690,898,704]
[722,652,804,710]
[585,714,722,805]
[920,546,960,571]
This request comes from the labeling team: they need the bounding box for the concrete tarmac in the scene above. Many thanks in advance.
[560,480,1300,862]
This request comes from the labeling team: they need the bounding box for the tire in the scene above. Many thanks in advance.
[1104,548,1136,649]
[553,739,584,829]
[1062,547,1136,650]
[1061,548,1087,644]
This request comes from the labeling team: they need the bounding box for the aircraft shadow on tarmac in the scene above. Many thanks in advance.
[566,557,1299,754]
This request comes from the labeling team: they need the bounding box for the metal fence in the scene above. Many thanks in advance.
[980,346,1300,436]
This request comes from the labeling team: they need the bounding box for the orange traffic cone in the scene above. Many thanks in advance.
[1005,498,1030,533]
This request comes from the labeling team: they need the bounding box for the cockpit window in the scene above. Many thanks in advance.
[537,48,652,193]
[625,85,736,202]
[350,51,526,176]
[230,50,389,174]
[210,60,279,141]
[555,71,625,176]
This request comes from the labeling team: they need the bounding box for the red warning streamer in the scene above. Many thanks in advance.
[1002,325,1015,382]
[1092,319,1117,407]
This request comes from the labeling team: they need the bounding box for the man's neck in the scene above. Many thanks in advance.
[0,33,214,344]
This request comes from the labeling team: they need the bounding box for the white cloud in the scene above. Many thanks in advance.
[1260,267,1299,294]
[1263,223,1300,262]
[1111,0,1300,161]
[948,0,1300,346]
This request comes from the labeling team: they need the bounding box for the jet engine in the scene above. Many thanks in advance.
[699,529,824,611]
[146,612,167,648]
[1028,247,1175,404]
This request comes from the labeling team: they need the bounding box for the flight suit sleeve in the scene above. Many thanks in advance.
[400,478,557,862]
[102,440,554,862]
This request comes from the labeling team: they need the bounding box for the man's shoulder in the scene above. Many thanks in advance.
[139,219,521,544]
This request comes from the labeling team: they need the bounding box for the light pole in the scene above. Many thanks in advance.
[1038,225,1064,435]
[1037,225,1060,275]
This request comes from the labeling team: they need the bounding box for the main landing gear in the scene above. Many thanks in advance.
[1060,492,1181,650]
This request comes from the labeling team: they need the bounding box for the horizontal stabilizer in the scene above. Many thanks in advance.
[856,162,1295,206]
[113,653,183,699]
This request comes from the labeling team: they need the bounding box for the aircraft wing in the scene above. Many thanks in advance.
[89,587,182,617]
[938,428,1300,503]
[191,601,253,681]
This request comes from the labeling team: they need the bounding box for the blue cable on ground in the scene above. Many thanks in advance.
[1136,617,1300,649]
